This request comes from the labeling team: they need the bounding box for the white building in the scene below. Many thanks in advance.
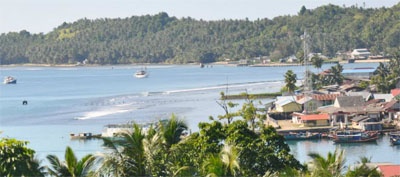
[351,48,371,59]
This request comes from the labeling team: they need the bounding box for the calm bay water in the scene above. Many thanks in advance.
[1,63,399,166]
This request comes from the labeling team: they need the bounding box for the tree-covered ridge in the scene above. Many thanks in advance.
[1,3,399,65]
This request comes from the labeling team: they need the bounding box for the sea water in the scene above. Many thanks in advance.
[0,63,399,166]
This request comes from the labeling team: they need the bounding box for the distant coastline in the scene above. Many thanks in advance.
[0,59,389,68]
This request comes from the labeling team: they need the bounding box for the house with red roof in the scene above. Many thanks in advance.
[392,88,400,98]
[377,164,400,177]
[293,113,330,127]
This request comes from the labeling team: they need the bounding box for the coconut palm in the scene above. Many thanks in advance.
[311,54,323,72]
[202,155,225,177]
[95,115,188,177]
[46,146,94,177]
[202,143,240,177]
[221,143,240,176]
[160,114,188,148]
[96,123,148,176]
[284,70,297,93]
[308,148,346,177]
[346,156,381,177]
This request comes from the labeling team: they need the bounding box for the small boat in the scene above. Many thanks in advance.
[331,130,379,143]
[3,76,17,84]
[389,132,400,145]
[134,68,148,78]
[70,132,100,139]
[283,132,322,140]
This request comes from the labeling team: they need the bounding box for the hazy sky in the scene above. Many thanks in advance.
[1,0,398,34]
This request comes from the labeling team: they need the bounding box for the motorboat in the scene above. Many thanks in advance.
[134,68,148,78]
[389,132,400,145]
[283,131,322,140]
[331,130,379,143]
[70,132,100,140]
[3,76,17,84]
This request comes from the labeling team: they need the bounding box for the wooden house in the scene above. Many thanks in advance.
[298,113,330,127]
[351,115,382,131]
[274,96,302,113]
[334,95,365,108]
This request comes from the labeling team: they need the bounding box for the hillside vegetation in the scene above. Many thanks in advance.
[1,3,399,65]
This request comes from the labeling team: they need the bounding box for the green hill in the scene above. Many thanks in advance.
[1,3,399,65]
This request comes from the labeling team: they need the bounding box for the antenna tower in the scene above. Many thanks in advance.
[302,30,313,113]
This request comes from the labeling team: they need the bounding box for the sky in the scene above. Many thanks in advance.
[1,0,398,34]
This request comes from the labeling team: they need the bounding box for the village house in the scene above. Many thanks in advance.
[269,96,302,119]
[351,115,382,131]
[350,48,371,59]
[287,55,298,63]
[292,113,330,127]
[296,93,340,112]
[317,95,384,127]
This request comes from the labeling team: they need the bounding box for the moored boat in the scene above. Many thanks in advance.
[283,131,322,140]
[3,76,17,84]
[70,132,100,139]
[134,68,148,78]
[389,132,400,145]
[331,130,379,143]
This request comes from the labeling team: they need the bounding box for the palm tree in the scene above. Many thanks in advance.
[311,54,323,72]
[284,70,297,94]
[346,156,381,177]
[202,143,240,177]
[46,146,94,177]
[96,123,148,176]
[221,143,240,177]
[202,155,225,177]
[95,115,188,177]
[308,148,346,177]
[160,114,188,148]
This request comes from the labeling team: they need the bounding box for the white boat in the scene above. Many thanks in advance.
[134,68,148,78]
[3,76,17,84]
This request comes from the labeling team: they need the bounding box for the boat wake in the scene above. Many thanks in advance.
[75,109,130,120]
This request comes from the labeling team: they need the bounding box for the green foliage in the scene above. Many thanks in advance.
[370,52,400,93]
[0,138,44,177]
[308,147,346,177]
[346,156,381,177]
[46,146,94,177]
[284,70,297,93]
[311,54,323,70]
[1,4,400,65]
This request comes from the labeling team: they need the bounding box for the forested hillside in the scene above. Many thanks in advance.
[1,3,399,65]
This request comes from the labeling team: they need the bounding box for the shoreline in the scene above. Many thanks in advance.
[0,59,389,68]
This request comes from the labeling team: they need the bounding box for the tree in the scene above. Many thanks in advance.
[308,147,346,177]
[46,146,94,177]
[227,122,304,176]
[371,52,400,93]
[220,143,240,176]
[202,143,240,177]
[216,92,239,124]
[284,70,297,93]
[0,138,44,177]
[95,115,188,177]
[160,114,188,148]
[329,63,344,85]
[96,123,148,176]
[311,54,324,72]
[346,156,381,177]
